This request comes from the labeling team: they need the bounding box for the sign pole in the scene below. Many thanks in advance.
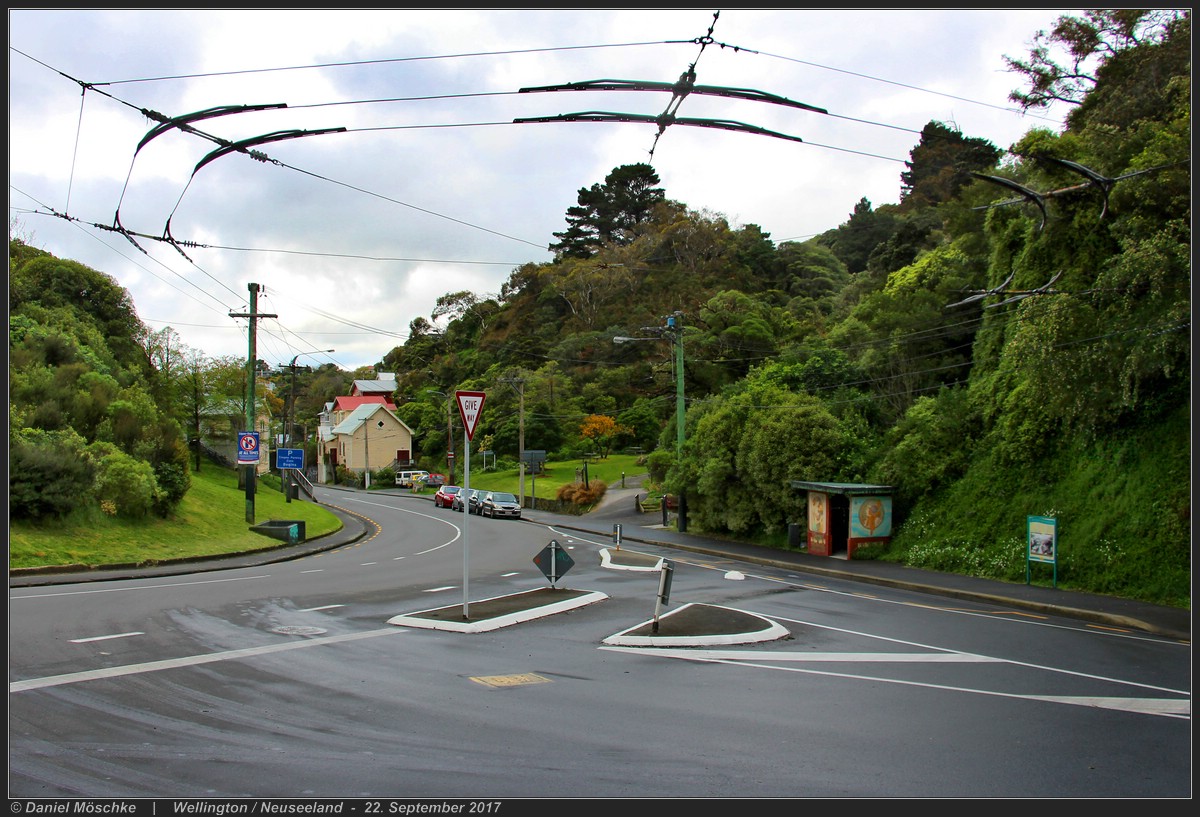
[456,391,486,621]
[462,423,470,620]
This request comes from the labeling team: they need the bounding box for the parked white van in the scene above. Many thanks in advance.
[395,470,429,488]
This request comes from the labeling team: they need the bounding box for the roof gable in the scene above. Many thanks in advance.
[333,395,395,412]
[350,378,398,397]
[330,402,413,436]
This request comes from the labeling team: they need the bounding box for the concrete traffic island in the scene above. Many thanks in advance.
[601,603,791,648]
[386,587,608,633]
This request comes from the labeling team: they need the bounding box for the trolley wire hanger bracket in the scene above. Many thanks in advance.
[971,158,1189,223]
[135,103,289,155]
[945,270,1066,310]
[519,77,828,115]
[513,110,805,144]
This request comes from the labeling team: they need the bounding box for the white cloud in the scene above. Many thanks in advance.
[8,8,1073,370]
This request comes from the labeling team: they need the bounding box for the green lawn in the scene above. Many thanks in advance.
[396,453,651,497]
[9,465,343,570]
[10,454,653,570]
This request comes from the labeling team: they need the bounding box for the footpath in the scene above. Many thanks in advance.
[532,480,1191,642]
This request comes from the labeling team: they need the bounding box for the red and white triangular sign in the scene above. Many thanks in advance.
[456,390,486,441]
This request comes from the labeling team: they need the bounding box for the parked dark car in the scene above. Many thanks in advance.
[433,485,460,508]
[424,473,447,487]
[452,488,483,514]
[481,491,522,519]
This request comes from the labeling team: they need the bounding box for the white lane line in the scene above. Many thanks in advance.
[299,605,344,612]
[70,632,144,644]
[12,627,406,693]
[11,574,271,600]
[301,569,324,574]
[766,614,1189,696]
[538,524,1185,648]
[424,586,457,593]
[599,646,1190,719]
[361,562,377,566]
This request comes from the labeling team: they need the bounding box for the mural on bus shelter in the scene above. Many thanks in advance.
[807,491,828,553]
[851,496,892,539]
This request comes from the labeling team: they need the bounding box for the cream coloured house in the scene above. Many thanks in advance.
[317,400,414,483]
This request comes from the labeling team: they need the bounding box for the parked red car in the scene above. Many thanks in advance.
[434,485,460,508]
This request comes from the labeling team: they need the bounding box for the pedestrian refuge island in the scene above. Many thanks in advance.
[790,481,893,558]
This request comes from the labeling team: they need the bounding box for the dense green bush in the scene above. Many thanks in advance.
[93,450,161,519]
[9,432,95,519]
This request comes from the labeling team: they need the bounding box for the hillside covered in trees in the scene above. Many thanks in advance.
[9,11,1189,606]
[381,10,1190,606]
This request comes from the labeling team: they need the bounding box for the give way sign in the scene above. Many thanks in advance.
[456,391,486,441]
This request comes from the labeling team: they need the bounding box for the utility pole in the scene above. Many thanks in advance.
[229,284,276,523]
[501,374,526,506]
[446,393,455,484]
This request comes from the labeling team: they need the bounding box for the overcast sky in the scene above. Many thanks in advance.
[9,9,1075,372]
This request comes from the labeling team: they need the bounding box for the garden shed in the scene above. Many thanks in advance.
[790,481,894,559]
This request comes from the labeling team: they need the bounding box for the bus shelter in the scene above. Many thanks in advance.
[790,481,894,558]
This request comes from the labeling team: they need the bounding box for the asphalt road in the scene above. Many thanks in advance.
[8,485,1192,800]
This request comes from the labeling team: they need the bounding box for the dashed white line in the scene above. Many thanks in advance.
[70,632,144,644]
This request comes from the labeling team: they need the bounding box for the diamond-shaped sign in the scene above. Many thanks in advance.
[456,390,486,441]
[533,540,575,585]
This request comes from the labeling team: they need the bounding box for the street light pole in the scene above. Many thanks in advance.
[666,313,687,532]
[284,349,334,502]
[424,389,456,484]
[614,311,687,531]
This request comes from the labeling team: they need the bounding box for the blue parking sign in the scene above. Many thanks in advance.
[277,448,304,469]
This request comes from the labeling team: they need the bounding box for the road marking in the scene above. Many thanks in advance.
[301,569,323,574]
[600,646,1190,719]
[471,673,551,689]
[11,574,271,600]
[299,605,343,612]
[12,627,406,693]
[533,529,1186,648]
[70,632,143,644]
[425,586,457,593]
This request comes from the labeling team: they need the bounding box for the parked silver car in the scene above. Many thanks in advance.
[480,491,522,519]
[452,488,483,514]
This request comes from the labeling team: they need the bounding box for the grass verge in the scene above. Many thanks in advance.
[10,464,343,570]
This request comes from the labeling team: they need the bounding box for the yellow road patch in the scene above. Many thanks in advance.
[470,673,552,688]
